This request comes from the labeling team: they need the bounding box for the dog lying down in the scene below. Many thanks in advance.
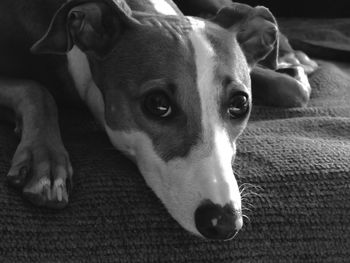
[0,0,317,240]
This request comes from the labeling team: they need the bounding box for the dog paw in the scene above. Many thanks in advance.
[7,141,73,209]
[279,51,318,75]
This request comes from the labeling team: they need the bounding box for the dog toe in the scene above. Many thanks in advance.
[8,143,73,209]
[50,178,69,208]
[23,177,51,206]
[7,166,30,188]
[7,149,32,188]
[23,176,69,209]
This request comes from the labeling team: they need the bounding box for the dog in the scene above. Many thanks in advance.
[0,0,317,240]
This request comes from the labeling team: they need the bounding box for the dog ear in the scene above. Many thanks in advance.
[211,3,279,69]
[31,0,138,57]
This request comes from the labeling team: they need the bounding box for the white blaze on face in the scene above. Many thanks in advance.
[104,18,242,236]
[186,19,242,214]
[148,0,178,15]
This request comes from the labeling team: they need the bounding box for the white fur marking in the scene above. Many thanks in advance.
[148,0,178,15]
[188,22,242,209]
[67,46,105,125]
[188,21,216,132]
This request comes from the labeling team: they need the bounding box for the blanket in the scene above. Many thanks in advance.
[0,19,349,262]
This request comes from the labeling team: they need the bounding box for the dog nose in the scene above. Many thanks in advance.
[195,200,242,240]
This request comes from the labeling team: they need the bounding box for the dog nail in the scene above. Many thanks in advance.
[57,186,63,202]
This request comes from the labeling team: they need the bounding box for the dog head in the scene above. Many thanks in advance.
[31,0,278,240]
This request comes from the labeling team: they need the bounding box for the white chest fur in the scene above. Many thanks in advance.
[67,46,105,126]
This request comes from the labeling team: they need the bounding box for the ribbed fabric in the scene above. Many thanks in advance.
[0,20,350,263]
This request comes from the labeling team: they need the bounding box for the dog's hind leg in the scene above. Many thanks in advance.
[0,78,72,208]
[251,33,318,107]
[175,0,318,107]
[250,66,311,107]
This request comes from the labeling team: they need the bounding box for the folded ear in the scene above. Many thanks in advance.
[211,3,279,69]
[31,0,138,57]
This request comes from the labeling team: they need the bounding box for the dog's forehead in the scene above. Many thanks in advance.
[187,17,250,84]
[131,15,249,87]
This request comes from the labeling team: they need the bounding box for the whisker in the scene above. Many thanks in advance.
[241,207,252,212]
[239,183,263,191]
[242,214,251,223]
[243,202,256,209]
[241,191,262,199]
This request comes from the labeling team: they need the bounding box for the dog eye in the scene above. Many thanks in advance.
[227,93,249,119]
[143,91,172,118]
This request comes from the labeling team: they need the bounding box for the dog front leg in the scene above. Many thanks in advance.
[0,78,72,208]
